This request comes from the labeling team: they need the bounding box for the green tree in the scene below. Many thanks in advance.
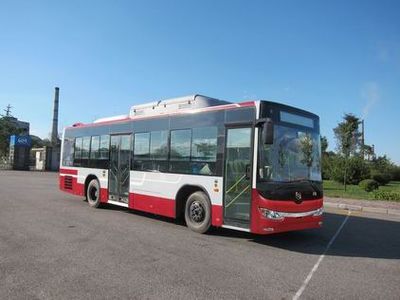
[333,113,362,190]
[334,113,361,157]
[42,138,52,147]
[320,136,333,180]
[330,156,370,185]
[390,165,400,181]
[321,152,336,180]
[30,135,45,148]
[370,155,394,185]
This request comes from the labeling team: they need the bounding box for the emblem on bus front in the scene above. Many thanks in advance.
[295,192,302,203]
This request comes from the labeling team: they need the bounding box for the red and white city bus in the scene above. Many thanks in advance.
[59,95,323,234]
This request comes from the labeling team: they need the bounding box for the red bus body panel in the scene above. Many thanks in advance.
[250,189,323,235]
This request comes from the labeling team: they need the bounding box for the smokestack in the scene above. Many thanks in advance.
[51,87,60,145]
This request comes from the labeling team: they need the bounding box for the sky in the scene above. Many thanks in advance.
[0,0,399,164]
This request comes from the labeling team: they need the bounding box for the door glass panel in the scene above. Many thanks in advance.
[224,128,252,222]
[109,136,119,201]
[109,135,131,203]
[119,135,131,201]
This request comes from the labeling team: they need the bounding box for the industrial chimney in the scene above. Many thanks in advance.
[51,87,60,145]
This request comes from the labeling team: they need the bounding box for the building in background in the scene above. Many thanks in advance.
[31,145,59,171]
[8,116,30,135]
[9,134,31,170]
[0,104,31,170]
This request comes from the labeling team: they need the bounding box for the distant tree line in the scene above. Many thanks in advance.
[321,113,400,192]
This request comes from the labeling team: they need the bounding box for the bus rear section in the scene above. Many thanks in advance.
[59,95,323,235]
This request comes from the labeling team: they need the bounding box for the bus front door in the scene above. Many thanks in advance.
[224,127,252,228]
[109,134,131,204]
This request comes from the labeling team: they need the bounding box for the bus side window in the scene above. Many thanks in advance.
[62,136,74,167]
[150,130,168,172]
[74,137,83,166]
[191,127,217,161]
[81,137,91,167]
[89,136,100,168]
[99,135,109,155]
[191,127,217,175]
[170,129,191,174]
[133,132,150,171]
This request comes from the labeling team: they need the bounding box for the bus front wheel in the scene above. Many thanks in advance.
[184,191,211,234]
[87,179,102,208]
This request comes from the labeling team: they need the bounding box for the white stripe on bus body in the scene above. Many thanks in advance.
[73,168,109,189]
[131,171,223,205]
[59,174,78,178]
[62,167,223,205]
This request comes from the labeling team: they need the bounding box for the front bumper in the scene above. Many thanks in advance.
[259,207,323,220]
[250,189,323,235]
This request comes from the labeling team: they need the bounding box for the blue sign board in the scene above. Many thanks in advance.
[10,135,32,147]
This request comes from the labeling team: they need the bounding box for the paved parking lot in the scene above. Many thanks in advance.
[1,171,399,299]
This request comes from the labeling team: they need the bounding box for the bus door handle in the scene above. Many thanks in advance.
[245,164,251,180]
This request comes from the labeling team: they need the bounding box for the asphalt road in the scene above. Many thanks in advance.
[1,171,399,299]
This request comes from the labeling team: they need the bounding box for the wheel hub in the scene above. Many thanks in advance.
[89,186,98,201]
[190,201,205,223]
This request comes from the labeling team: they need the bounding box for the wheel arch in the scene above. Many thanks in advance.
[84,174,99,199]
[175,184,211,220]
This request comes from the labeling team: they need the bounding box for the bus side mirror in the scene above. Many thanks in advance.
[263,119,274,144]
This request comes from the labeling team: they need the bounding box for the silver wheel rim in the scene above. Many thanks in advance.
[189,201,205,223]
[88,185,98,203]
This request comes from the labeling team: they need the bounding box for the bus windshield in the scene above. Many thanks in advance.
[258,124,322,182]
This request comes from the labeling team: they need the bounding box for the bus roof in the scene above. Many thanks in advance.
[129,94,231,118]
[67,95,318,129]
[70,95,254,128]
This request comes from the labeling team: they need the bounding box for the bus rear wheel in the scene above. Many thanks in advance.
[87,179,102,208]
[184,191,211,234]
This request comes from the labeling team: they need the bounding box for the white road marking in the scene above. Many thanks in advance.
[293,211,351,300]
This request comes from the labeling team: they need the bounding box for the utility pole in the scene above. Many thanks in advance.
[2,104,12,118]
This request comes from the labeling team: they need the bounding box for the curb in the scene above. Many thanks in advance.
[324,202,400,217]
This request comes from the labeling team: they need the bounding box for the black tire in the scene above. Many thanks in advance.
[87,178,102,208]
[184,191,211,234]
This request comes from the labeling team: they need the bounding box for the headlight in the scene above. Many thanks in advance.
[259,208,284,221]
[259,207,324,220]
[313,207,324,216]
